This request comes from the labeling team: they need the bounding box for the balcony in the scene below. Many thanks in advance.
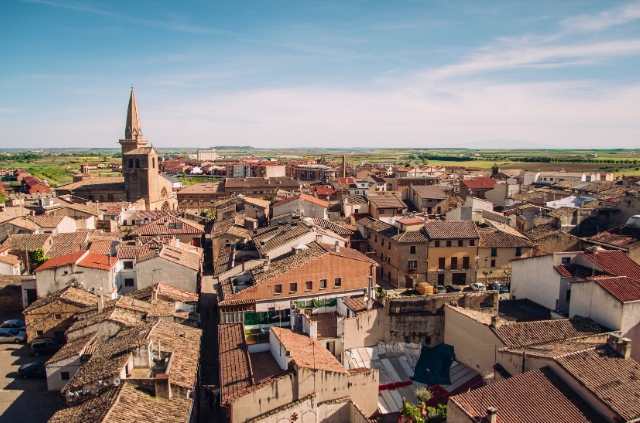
[407,267,418,274]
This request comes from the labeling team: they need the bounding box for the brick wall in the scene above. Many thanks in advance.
[367,232,427,289]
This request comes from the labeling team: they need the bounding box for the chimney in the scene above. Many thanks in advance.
[316,234,323,244]
[264,256,270,271]
[154,374,172,399]
[175,239,180,248]
[97,294,104,311]
[608,334,632,359]
[491,315,501,329]
[486,407,497,423]
[366,276,373,310]
[153,286,159,304]
[334,241,340,253]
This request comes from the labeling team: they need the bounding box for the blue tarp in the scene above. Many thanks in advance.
[412,344,455,385]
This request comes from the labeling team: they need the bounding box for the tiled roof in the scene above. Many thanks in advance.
[271,327,346,373]
[272,193,328,209]
[0,254,21,265]
[397,217,425,225]
[581,249,640,280]
[555,345,640,421]
[149,320,202,389]
[63,323,156,393]
[478,227,533,248]
[88,239,114,255]
[411,185,448,199]
[225,177,299,189]
[446,305,493,325]
[23,285,97,314]
[588,224,640,250]
[48,232,89,258]
[2,233,52,251]
[495,317,607,348]
[253,223,312,256]
[219,323,254,405]
[251,242,328,285]
[135,244,201,271]
[50,382,193,423]
[344,195,368,204]
[343,296,383,313]
[129,214,204,236]
[367,194,406,209]
[116,243,151,259]
[461,177,496,189]
[502,341,601,359]
[66,297,151,333]
[357,216,429,242]
[449,366,606,423]
[310,218,355,235]
[593,276,640,302]
[210,217,250,239]
[78,253,117,271]
[56,177,125,192]
[424,220,479,240]
[34,251,87,272]
[4,217,40,231]
[46,333,97,364]
[126,283,198,304]
[27,215,65,228]
[177,182,223,194]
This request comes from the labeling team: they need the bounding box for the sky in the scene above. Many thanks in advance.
[1,0,640,149]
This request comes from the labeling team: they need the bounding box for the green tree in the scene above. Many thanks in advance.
[0,191,6,204]
[28,248,48,269]
[263,194,277,205]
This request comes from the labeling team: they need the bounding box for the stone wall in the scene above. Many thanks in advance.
[0,279,22,312]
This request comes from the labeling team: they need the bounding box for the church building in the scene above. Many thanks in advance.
[56,88,176,211]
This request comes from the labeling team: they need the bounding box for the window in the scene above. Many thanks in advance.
[410,245,416,254]
[124,278,134,287]
[36,330,43,336]
[123,261,134,269]
[446,241,452,247]
[515,247,522,257]
[375,235,378,242]
[434,241,440,247]
[438,257,446,269]
[274,284,282,294]
[55,314,61,320]
[438,274,445,284]
[451,257,458,270]
[408,260,417,270]
[388,243,391,250]
[61,372,70,380]
[290,282,298,293]
[152,158,155,168]
[387,256,390,263]
[305,281,313,291]
[381,239,385,246]
[491,259,496,268]
[561,257,571,264]
[334,278,342,288]
[135,158,141,168]
[458,240,464,247]
[128,159,133,168]
[462,257,470,269]
[491,248,497,257]
[379,209,385,214]
[469,240,475,246]
[320,279,327,289]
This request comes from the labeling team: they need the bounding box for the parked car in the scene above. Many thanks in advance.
[30,339,62,356]
[435,285,447,294]
[470,282,486,291]
[445,285,462,293]
[0,329,26,344]
[489,282,509,293]
[17,362,46,378]
[0,320,25,330]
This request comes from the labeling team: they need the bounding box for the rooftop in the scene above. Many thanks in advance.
[424,220,479,240]
[580,249,640,281]
[270,327,346,373]
[23,285,97,314]
[218,323,253,405]
[478,227,534,248]
[272,193,328,209]
[461,177,496,190]
[367,194,406,209]
[2,233,52,251]
[592,276,640,303]
[129,214,204,236]
[588,224,640,250]
[27,214,65,228]
[449,367,606,423]
[411,185,448,199]
[494,317,607,348]
[177,182,223,194]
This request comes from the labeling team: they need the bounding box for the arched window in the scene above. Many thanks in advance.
[128,159,133,168]
[152,158,155,169]
[135,158,141,168]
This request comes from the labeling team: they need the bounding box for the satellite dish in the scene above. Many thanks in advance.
[113,378,121,386]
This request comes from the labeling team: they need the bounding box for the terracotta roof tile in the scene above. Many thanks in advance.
[2,233,52,251]
[273,193,328,209]
[34,251,87,272]
[310,218,355,235]
[23,286,97,314]
[27,215,65,228]
[129,214,204,236]
[411,185,448,199]
[593,276,640,302]
[494,317,607,348]
[478,227,534,248]
[48,232,89,258]
[581,249,640,280]
[46,333,98,364]
[461,177,496,189]
[449,367,606,423]
[367,194,406,209]
[271,327,346,373]
[588,224,640,250]
[344,195,368,204]
[218,323,253,405]
[555,345,640,421]
[424,220,479,240]
[78,253,117,271]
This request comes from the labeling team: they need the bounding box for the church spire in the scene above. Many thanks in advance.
[125,86,142,140]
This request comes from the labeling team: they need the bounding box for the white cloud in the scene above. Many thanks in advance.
[562,2,640,32]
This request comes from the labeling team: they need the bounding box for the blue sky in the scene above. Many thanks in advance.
[1,0,640,149]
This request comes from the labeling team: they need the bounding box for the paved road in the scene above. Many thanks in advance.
[0,312,64,423]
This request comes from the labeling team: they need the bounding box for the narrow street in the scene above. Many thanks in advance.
[199,268,223,422]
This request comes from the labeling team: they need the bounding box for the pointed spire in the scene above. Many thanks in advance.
[125,86,142,140]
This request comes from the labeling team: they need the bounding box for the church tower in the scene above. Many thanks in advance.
[118,88,174,210]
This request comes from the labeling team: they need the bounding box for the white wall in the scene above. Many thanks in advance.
[0,261,20,275]
[136,257,198,293]
[46,355,81,391]
[269,329,289,370]
[273,199,327,219]
[56,216,77,234]
[511,255,563,311]
[36,264,115,298]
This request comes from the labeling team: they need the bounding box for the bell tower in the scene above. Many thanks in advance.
[119,87,148,157]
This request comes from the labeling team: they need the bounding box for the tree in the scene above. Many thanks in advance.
[28,249,48,269]
[263,194,277,205]
[0,191,6,204]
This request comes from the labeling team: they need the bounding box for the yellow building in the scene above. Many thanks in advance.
[424,221,480,286]
[477,226,534,285]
